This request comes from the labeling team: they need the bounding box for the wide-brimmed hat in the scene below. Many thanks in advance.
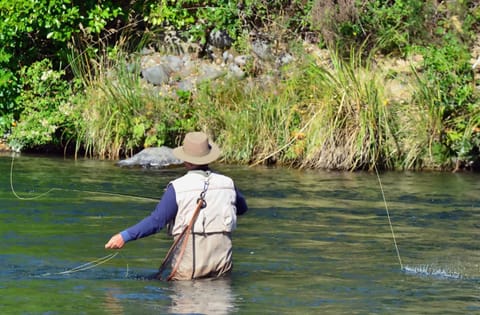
[173,132,221,165]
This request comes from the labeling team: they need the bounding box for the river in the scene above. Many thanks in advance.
[0,153,478,314]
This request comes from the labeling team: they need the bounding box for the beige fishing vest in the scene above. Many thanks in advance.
[170,170,237,236]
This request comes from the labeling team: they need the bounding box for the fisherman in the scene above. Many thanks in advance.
[105,131,248,280]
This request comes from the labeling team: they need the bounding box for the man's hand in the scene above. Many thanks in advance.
[105,233,125,249]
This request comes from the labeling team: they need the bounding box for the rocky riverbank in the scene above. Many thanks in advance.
[3,29,480,166]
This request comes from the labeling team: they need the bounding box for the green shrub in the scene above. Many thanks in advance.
[311,0,429,55]
[144,0,313,47]
[413,32,479,168]
[0,0,124,138]
[8,59,75,151]
[0,67,21,135]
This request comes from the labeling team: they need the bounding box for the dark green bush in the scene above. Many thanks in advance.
[7,60,75,151]
[0,0,123,137]
[416,32,479,168]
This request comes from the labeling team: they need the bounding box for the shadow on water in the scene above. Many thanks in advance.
[0,154,479,314]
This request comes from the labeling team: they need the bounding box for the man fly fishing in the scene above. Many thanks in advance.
[105,131,248,280]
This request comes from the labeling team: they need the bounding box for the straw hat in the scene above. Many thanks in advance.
[173,132,221,165]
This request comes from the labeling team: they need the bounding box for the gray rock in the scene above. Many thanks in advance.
[117,146,183,168]
[177,79,195,92]
[133,30,298,99]
[163,55,184,71]
[142,64,171,86]
[228,63,245,79]
[197,64,226,82]
[251,39,272,61]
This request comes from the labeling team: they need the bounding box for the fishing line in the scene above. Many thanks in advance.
[56,252,119,275]
[374,166,471,279]
[374,165,403,270]
[58,188,158,202]
[9,154,156,276]
[39,252,119,276]
[9,154,60,200]
[9,154,158,201]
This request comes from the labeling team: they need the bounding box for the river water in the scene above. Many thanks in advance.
[0,154,478,314]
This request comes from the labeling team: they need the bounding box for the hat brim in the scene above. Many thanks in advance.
[173,142,221,165]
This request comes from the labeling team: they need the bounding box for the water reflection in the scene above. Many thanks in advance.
[169,277,236,314]
[101,277,236,315]
[103,285,126,315]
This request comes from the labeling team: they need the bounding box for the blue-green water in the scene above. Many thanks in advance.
[1,153,479,314]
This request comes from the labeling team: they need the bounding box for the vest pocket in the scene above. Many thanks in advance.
[223,206,236,232]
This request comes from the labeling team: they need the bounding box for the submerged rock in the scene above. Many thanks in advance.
[117,146,183,168]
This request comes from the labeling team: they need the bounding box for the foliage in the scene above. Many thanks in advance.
[412,32,480,169]
[189,47,437,171]
[362,0,427,53]
[290,50,399,170]
[0,69,20,135]
[311,0,430,55]
[7,59,75,151]
[72,55,197,159]
[144,0,313,46]
[194,75,299,165]
[3,0,480,172]
[0,0,124,137]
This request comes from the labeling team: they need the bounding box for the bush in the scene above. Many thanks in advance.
[0,0,124,137]
[311,0,429,55]
[413,32,480,169]
[7,60,75,151]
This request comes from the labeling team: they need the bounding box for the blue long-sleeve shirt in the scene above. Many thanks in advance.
[120,183,248,243]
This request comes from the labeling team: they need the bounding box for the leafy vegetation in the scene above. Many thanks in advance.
[1,0,480,171]
[0,0,124,137]
[8,60,75,152]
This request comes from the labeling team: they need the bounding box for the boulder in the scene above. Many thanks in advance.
[117,146,183,168]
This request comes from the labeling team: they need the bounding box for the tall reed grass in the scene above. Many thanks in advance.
[200,48,444,170]
[298,50,397,170]
[69,43,447,170]
[195,74,303,165]
[69,49,171,160]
